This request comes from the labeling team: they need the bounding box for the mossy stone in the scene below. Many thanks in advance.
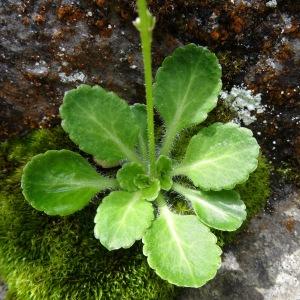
[0,128,175,300]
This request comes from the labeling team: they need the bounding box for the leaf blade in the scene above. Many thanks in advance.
[116,162,145,192]
[60,85,140,163]
[143,205,221,287]
[173,184,246,231]
[21,150,114,216]
[154,44,222,154]
[174,123,260,190]
[131,103,148,160]
[94,191,154,250]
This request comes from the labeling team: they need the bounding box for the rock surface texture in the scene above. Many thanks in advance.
[0,282,6,300]
[178,189,300,300]
[0,0,299,299]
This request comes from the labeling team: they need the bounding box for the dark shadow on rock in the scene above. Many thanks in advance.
[177,270,264,300]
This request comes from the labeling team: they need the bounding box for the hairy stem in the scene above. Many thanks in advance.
[136,0,156,177]
[100,177,120,191]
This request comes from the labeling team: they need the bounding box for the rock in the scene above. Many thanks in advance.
[177,188,300,300]
[0,281,7,300]
[0,0,299,169]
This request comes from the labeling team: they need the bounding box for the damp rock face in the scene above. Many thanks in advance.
[0,0,144,138]
[0,0,299,170]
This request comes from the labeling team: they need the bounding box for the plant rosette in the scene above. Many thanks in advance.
[21,0,259,288]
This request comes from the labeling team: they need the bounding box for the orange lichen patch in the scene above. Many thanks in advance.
[276,44,294,61]
[284,19,299,36]
[120,9,130,20]
[282,217,296,233]
[100,28,113,38]
[95,0,106,8]
[33,14,45,25]
[57,5,85,23]
[51,29,65,40]
[219,29,229,42]
[164,34,179,51]
[95,18,113,37]
[211,30,220,40]
[127,54,134,65]
[231,15,245,33]
[262,40,273,52]
[95,19,106,30]
[22,16,30,26]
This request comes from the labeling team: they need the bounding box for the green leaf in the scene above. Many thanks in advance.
[173,184,246,231]
[94,158,121,169]
[94,191,154,250]
[60,85,140,163]
[134,174,160,201]
[131,104,148,160]
[143,204,221,287]
[154,44,222,155]
[116,162,145,192]
[141,179,160,201]
[21,150,116,216]
[156,155,173,190]
[173,123,260,190]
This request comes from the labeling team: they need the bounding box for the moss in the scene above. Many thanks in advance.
[275,162,299,184]
[0,120,271,298]
[0,128,174,300]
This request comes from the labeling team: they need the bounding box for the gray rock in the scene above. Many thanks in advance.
[0,281,7,300]
[178,189,300,300]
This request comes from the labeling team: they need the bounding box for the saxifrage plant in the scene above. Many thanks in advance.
[21,0,259,288]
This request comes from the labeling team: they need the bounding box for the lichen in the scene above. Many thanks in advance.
[266,0,277,8]
[220,85,266,125]
[0,128,174,300]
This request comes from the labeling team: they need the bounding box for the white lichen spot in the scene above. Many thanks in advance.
[266,58,283,71]
[59,71,86,83]
[222,251,242,271]
[258,249,300,298]
[266,0,277,8]
[220,85,266,125]
[130,65,137,70]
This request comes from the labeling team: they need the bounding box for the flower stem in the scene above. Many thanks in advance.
[135,0,156,177]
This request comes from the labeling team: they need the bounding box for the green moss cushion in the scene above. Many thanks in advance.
[0,128,174,300]
[0,126,270,299]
